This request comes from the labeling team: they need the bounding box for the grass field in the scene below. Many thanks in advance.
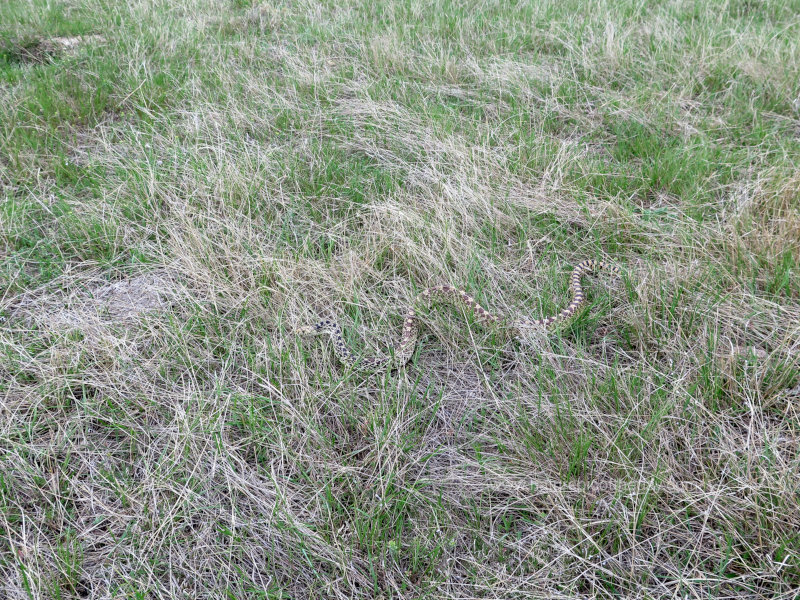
[1,0,799,597]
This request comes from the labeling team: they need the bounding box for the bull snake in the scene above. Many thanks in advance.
[297,259,621,372]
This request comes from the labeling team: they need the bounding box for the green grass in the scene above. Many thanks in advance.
[1,0,799,598]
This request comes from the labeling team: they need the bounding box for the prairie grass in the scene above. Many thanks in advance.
[1,0,799,598]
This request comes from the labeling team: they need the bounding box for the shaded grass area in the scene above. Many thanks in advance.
[1,0,799,598]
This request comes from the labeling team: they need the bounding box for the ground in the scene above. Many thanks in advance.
[1,0,799,598]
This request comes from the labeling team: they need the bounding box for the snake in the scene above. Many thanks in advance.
[296,259,621,372]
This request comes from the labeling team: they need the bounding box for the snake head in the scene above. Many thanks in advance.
[295,325,319,336]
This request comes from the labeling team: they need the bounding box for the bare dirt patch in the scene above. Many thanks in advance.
[1,34,105,65]
[9,271,179,334]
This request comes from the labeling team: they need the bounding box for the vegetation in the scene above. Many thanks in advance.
[1,0,798,597]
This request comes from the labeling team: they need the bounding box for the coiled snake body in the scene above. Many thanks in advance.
[297,259,620,371]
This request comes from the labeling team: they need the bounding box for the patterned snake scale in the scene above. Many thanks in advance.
[297,259,621,372]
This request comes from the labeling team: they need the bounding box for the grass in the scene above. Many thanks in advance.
[1,0,799,597]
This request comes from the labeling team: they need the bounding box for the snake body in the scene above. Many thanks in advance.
[297,259,620,371]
